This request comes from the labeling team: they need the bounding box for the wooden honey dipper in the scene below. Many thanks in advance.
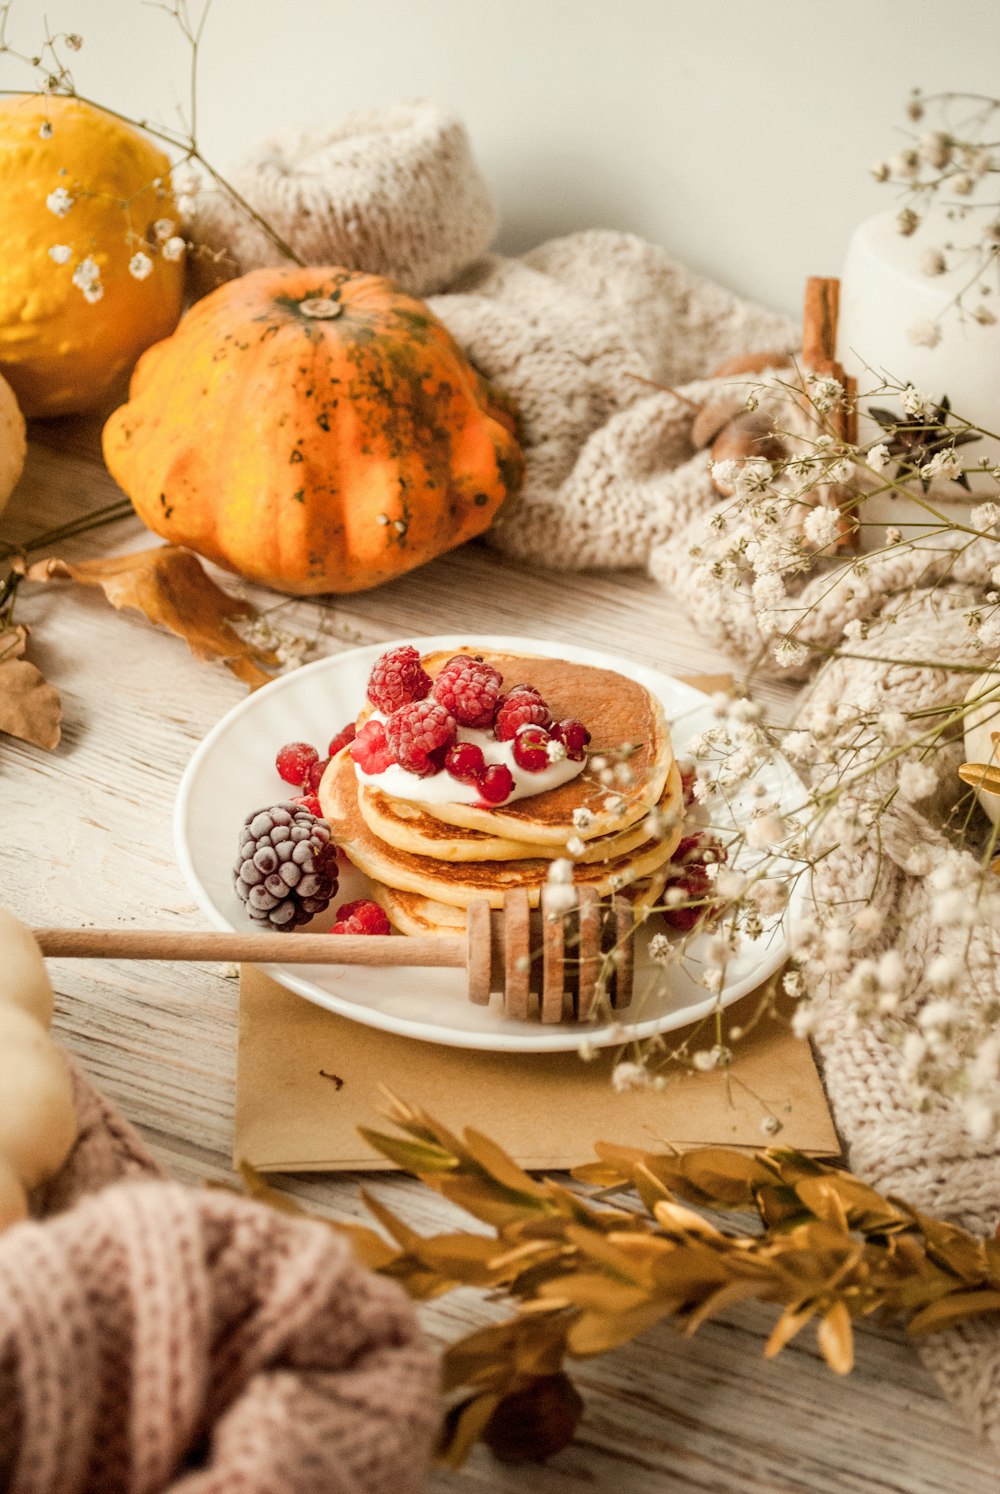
[33,886,635,1024]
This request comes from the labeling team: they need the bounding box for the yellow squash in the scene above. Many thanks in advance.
[0,95,185,416]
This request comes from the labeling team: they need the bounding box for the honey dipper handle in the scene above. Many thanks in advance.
[32,928,468,968]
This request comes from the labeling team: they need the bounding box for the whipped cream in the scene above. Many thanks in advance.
[353,712,586,806]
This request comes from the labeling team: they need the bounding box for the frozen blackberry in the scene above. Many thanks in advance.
[233,802,339,930]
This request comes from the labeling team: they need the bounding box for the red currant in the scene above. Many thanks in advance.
[445,740,486,782]
[303,755,331,794]
[550,719,591,761]
[512,724,551,772]
[328,722,357,756]
[292,793,323,816]
[478,763,515,804]
[275,740,319,786]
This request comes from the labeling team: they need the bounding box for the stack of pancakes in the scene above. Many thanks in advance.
[319,649,684,935]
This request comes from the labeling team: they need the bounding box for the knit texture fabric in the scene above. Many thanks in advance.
[183,105,1000,1451]
[186,101,497,300]
[7,1060,439,1494]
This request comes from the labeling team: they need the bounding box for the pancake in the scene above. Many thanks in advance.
[357,648,673,847]
[320,748,683,911]
[371,862,674,938]
[358,760,683,863]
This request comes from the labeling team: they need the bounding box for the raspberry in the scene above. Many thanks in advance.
[292,794,323,816]
[512,724,551,772]
[328,722,356,756]
[445,741,486,783]
[385,699,456,775]
[431,654,503,727]
[304,755,331,793]
[330,898,391,936]
[550,719,591,761]
[478,763,515,803]
[275,741,319,787]
[494,686,552,741]
[366,644,431,713]
[233,803,338,929]
[350,718,394,775]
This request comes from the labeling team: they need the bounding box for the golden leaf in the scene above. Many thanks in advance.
[906,1288,1000,1335]
[653,1198,726,1239]
[327,1220,403,1273]
[436,1393,504,1469]
[0,657,61,749]
[682,1277,769,1335]
[356,1127,460,1175]
[764,1303,816,1358]
[568,1298,671,1357]
[459,1128,552,1201]
[816,1300,854,1374]
[958,762,1000,796]
[537,1272,652,1314]
[795,1173,907,1234]
[25,547,278,689]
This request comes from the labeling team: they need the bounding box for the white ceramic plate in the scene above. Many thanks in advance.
[175,634,806,1052]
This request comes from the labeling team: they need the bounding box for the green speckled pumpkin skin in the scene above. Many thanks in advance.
[102,266,523,594]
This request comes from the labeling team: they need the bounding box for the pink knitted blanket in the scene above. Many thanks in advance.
[1,1059,439,1494]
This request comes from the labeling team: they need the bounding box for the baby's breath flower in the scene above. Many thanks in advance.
[866,442,891,473]
[973,503,1000,531]
[547,858,574,886]
[919,248,947,277]
[711,457,742,491]
[46,185,74,217]
[565,835,585,858]
[47,244,71,265]
[803,504,841,548]
[545,737,567,764]
[908,320,942,348]
[745,810,787,850]
[38,120,53,139]
[648,932,675,966]
[152,217,176,242]
[773,638,808,669]
[885,526,902,545]
[64,32,83,49]
[870,160,890,182]
[809,374,843,413]
[897,207,920,236]
[901,385,930,418]
[128,251,154,281]
[921,448,962,480]
[760,1114,781,1137]
[612,1061,649,1093]
[572,806,594,831]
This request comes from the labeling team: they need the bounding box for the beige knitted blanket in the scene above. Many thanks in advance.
[190,102,1000,1453]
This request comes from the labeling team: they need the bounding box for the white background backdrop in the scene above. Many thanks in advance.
[4,0,1000,314]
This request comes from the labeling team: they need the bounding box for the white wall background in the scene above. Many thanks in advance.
[5,0,1000,315]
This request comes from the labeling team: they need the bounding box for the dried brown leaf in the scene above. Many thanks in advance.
[25,547,278,688]
[0,658,61,749]
[0,625,28,663]
[436,1393,504,1469]
[795,1174,907,1234]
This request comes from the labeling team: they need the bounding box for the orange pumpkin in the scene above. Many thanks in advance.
[102,267,523,594]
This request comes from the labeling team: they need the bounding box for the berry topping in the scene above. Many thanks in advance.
[330,898,392,936]
[512,724,551,772]
[431,654,503,727]
[275,741,320,787]
[366,644,432,713]
[661,833,727,932]
[233,803,338,930]
[385,699,457,776]
[292,794,323,816]
[445,740,487,783]
[494,686,552,741]
[549,718,591,761]
[478,762,515,804]
[350,718,395,775]
[328,722,357,757]
[303,755,331,794]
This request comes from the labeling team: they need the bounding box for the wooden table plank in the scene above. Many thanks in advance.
[2,422,996,1490]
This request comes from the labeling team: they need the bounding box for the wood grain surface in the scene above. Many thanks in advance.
[3,414,995,1491]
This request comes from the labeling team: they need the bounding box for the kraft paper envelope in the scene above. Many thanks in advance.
[235,966,839,1171]
[233,668,839,1172]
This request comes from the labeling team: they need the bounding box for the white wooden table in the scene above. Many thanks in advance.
[4,415,997,1493]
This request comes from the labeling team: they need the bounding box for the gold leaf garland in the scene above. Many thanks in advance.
[242,1095,1000,1465]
